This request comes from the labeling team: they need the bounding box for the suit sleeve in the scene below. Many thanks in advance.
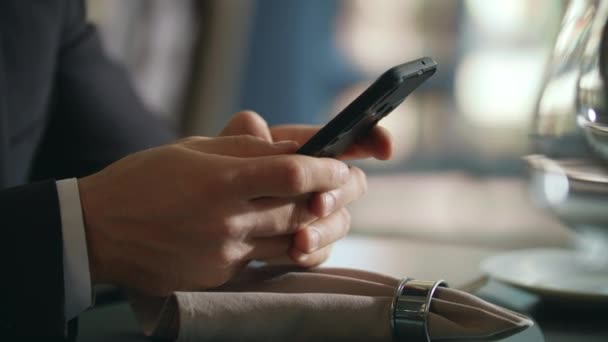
[30,0,176,181]
[0,180,67,338]
[0,0,176,338]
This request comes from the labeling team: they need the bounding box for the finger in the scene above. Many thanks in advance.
[289,244,333,268]
[248,165,365,236]
[260,255,294,265]
[219,111,273,142]
[236,155,350,198]
[292,208,351,253]
[342,125,393,160]
[247,194,316,236]
[270,124,320,145]
[308,166,367,217]
[246,235,293,260]
[179,135,298,157]
[271,125,393,160]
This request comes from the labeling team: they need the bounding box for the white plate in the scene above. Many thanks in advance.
[481,248,608,302]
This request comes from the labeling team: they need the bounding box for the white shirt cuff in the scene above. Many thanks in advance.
[56,178,93,320]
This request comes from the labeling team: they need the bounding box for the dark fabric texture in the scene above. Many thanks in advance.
[0,0,175,339]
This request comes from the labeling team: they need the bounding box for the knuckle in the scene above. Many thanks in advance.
[221,217,246,239]
[216,243,242,265]
[282,158,308,193]
[217,248,233,265]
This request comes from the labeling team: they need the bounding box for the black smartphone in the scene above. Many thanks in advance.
[296,57,437,158]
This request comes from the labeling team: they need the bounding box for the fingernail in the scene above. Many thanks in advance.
[308,228,321,252]
[322,192,336,216]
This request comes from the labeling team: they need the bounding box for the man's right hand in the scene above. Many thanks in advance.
[78,135,351,296]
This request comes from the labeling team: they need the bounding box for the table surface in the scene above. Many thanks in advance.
[77,235,608,342]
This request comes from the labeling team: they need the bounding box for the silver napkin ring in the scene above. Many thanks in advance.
[390,278,448,342]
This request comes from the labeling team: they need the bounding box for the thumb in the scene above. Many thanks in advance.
[180,135,299,157]
[219,111,273,142]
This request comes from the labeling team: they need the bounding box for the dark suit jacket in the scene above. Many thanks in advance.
[0,0,175,338]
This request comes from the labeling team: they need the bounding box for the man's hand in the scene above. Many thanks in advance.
[219,111,393,266]
[78,135,353,296]
[220,111,393,161]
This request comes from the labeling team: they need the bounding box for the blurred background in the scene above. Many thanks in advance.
[85,0,574,251]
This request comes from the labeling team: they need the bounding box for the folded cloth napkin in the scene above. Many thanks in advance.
[130,266,532,341]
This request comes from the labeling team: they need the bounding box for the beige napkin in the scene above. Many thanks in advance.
[130,266,532,341]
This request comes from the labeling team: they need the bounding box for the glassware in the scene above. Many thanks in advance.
[529,0,608,271]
